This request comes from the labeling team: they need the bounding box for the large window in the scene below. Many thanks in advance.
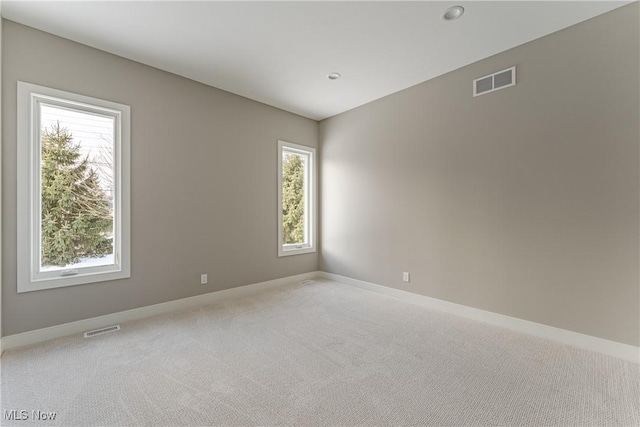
[17,82,130,292]
[278,141,316,257]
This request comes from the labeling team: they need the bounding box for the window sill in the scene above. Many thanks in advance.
[278,246,316,257]
[18,268,130,293]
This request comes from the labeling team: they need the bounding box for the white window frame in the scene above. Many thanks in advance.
[277,140,317,257]
[17,82,131,293]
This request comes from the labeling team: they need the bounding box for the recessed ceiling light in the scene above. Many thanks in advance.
[327,72,341,80]
[442,6,465,21]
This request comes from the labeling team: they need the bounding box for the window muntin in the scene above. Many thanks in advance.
[278,141,316,256]
[17,82,130,292]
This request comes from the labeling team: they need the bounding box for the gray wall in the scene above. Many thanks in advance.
[2,21,318,336]
[319,4,639,346]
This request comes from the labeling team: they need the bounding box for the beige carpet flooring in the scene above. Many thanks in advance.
[1,279,639,426]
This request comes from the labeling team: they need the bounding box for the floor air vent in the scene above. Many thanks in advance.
[473,66,516,97]
[84,325,120,338]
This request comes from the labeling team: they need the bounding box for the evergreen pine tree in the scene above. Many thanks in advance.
[40,122,113,267]
[282,154,305,244]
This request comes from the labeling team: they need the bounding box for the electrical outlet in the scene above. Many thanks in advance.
[402,272,410,283]
[200,274,208,285]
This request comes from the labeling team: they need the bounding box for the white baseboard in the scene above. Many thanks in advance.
[1,271,321,352]
[4,271,638,363]
[319,272,640,363]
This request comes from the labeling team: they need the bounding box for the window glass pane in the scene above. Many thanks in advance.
[282,151,306,245]
[39,103,115,271]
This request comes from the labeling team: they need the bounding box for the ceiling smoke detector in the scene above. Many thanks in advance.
[442,6,465,21]
[327,72,341,80]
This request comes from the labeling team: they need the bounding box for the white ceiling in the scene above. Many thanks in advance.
[2,1,632,120]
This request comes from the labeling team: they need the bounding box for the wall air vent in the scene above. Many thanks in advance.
[84,325,121,338]
[473,66,516,97]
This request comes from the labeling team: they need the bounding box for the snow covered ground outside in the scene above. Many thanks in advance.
[41,254,114,272]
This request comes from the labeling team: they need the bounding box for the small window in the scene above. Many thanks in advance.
[277,140,316,257]
[17,82,131,292]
